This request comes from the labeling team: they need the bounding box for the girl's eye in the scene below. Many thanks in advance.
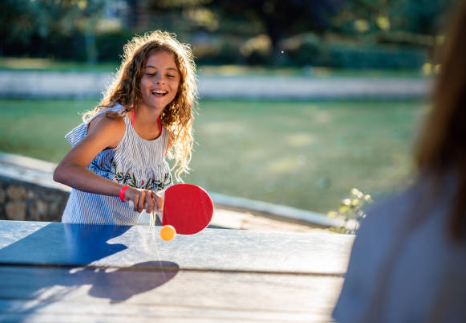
[167,74,175,78]
[146,73,156,76]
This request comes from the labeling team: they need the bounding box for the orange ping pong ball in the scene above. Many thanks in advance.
[160,225,176,241]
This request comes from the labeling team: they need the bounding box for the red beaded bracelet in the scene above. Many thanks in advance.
[119,185,130,202]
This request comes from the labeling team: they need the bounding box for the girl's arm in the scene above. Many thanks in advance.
[54,114,162,213]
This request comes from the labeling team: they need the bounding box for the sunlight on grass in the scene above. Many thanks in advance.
[266,157,301,174]
[287,133,315,147]
[201,121,243,135]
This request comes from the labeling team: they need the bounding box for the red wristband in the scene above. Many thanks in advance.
[120,185,130,202]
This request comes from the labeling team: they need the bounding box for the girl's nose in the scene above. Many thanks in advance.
[155,74,165,84]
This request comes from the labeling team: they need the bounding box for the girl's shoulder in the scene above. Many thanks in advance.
[88,110,126,136]
[87,103,126,126]
[66,104,128,148]
[79,114,125,150]
[88,103,125,120]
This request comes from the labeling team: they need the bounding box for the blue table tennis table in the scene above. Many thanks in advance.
[0,220,353,322]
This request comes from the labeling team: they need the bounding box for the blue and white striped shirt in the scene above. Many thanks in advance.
[62,104,172,225]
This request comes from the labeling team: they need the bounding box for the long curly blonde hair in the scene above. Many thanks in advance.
[84,30,197,181]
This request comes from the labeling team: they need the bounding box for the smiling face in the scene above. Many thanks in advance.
[139,50,180,114]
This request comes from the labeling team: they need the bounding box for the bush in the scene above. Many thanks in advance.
[190,34,243,65]
[281,32,427,69]
[324,44,427,69]
[96,32,133,62]
[281,33,322,66]
[1,30,134,63]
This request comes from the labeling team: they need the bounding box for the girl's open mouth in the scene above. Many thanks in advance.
[152,90,168,97]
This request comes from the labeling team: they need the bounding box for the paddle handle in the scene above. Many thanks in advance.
[128,200,157,226]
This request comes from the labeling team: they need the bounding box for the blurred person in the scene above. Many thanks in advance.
[54,30,197,224]
[332,1,466,322]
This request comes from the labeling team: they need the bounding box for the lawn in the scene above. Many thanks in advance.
[0,98,424,213]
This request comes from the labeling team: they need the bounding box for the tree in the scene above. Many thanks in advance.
[0,0,108,62]
[332,0,453,42]
[210,0,343,64]
[142,0,342,65]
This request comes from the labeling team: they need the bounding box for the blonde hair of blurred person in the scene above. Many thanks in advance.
[333,1,466,322]
[416,0,466,240]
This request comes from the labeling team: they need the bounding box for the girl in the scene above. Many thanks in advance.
[54,30,197,225]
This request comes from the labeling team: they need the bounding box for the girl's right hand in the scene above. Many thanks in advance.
[124,187,163,214]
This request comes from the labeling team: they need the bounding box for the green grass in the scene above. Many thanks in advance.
[0,98,424,213]
[0,57,425,78]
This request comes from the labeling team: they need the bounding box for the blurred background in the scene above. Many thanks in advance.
[0,0,454,220]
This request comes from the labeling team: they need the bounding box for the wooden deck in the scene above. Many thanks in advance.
[0,220,354,322]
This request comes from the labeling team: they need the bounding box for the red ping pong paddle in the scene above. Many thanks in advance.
[161,184,214,235]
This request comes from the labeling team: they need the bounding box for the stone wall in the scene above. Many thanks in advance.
[0,175,69,222]
[0,152,72,222]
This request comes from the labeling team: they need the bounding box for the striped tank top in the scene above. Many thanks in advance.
[62,104,172,225]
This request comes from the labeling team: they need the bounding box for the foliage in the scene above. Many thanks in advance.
[208,0,341,64]
[328,188,373,234]
[0,0,454,66]
[0,0,108,61]
[281,34,426,69]
[332,0,453,43]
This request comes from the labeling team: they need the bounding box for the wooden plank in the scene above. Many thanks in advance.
[0,221,353,275]
[0,266,342,323]
[0,307,335,323]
